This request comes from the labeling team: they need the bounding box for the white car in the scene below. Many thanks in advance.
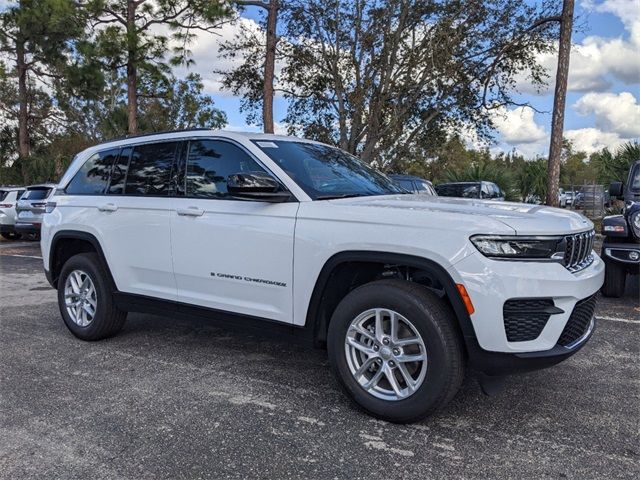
[41,130,604,423]
[0,187,25,239]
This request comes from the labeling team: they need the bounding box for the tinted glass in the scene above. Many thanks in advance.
[254,141,405,200]
[631,165,640,191]
[416,181,431,192]
[108,147,131,195]
[21,188,52,200]
[125,142,177,196]
[0,191,7,201]
[436,183,480,198]
[66,149,119,195]
[396,179,416,192]
[186,140,268,198]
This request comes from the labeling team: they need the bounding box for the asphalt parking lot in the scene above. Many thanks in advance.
[1,239,638,479]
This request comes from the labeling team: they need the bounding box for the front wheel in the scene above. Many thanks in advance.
[327,279,464,423]
[601,259,626,297]
[57,252,127,340]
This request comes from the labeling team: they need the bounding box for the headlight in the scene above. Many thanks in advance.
[470,235,562,259]
[632,212,640,236]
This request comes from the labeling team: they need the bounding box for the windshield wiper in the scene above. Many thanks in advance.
[315,193,370,200]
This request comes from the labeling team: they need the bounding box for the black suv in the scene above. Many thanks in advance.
[601,160,640,297]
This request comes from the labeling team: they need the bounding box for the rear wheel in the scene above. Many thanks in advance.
[327,279,464,423]
[0,231,21,240]
[57,252,127,340]
[601,259,626,297]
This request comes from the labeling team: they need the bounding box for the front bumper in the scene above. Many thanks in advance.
[448,251,604,354]
[602,241,640,270]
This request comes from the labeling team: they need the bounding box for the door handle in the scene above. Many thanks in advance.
[98,203,118,212]
[177,207,204,217]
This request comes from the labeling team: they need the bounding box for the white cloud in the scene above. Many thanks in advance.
[574,91,640,137]
[491,106,547,144]
[564,127,628,153]
[167,17,263,95]
[518,1,640,95]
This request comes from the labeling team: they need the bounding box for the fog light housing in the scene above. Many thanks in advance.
[629,251,640,261]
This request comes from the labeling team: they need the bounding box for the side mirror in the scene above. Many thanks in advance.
[227,172,291,203]
[609,181,623,198]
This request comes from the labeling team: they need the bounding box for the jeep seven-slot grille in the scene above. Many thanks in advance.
[557,294,598,347]
[503,298,556,342]
[563,230,595,272]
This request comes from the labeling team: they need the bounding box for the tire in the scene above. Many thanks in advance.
[601,259,626,298]
[1,231,21,240]
[327,279,464,423]
[57,252,127,340]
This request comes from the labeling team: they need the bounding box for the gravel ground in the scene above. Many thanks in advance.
[1,239,638,479]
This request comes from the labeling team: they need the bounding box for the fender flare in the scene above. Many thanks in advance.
[49,230,114,287]
[305,251,478,350]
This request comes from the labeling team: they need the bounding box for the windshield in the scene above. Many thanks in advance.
[253,140,405,200]
[631,165,640,191]
[436,183,480,198]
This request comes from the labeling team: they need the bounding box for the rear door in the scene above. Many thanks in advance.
[170,138,298,322]
[68,142,179,300]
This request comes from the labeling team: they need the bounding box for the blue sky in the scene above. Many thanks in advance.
[190,0,639,158]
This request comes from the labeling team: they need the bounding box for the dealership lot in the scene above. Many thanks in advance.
[1,239,638,479]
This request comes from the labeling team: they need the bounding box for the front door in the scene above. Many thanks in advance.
[170,139,298,323]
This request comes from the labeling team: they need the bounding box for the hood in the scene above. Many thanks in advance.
[328,194,593,235]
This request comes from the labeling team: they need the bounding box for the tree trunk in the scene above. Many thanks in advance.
[126,0,138,135]
[545,0,574,207]
[16,38,30,183]
[262,0,278,134]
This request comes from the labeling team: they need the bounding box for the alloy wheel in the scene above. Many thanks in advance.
[344,308,428,401]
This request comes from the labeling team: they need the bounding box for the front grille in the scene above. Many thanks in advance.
[563,230,595,272]
[504,298,556,342]
[557,294,598,347]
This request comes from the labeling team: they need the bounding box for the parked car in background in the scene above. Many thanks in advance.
[601,160,640,297]
[574,189,611,210]
[0,187,26,240]
[389,174,437,195]
[558,188,567,208]
[15,184,56,240]
[565,191,575,206]
[435,181,505,201]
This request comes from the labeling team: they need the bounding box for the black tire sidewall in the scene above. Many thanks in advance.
[328,281,460,422]
[57,253,116,340]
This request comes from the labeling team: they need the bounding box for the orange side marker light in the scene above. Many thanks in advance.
[456,284,475,316]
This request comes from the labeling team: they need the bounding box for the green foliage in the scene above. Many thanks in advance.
[219,0,560,166]
[591,141,639,184]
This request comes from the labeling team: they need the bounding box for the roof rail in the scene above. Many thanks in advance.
[94,128,216,147]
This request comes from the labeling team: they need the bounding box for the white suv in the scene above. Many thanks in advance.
[41,130,604,422]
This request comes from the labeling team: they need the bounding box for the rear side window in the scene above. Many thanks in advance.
[125,142,178,196]
[185,140,267,198]
[108,147,131,195]
[0,191,7,201]
[66,149,119,195]
[21,188,52,200]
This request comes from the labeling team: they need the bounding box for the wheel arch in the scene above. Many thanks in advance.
[49,230,115,289]
[305,251,477,352]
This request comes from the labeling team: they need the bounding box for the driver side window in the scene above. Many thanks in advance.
[186,140,268,198]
